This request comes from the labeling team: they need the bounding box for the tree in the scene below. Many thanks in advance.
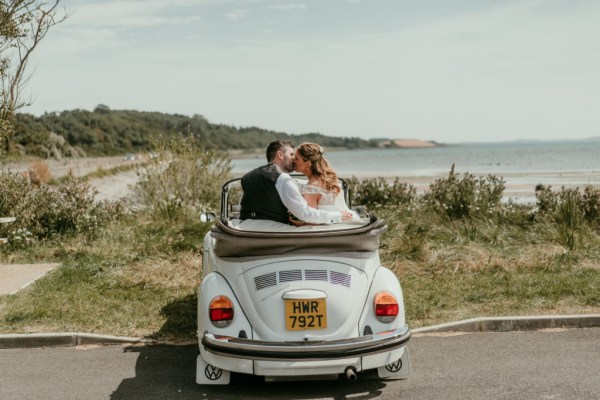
[0,0,67,155]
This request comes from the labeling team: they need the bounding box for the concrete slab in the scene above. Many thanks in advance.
[0,263,60,295]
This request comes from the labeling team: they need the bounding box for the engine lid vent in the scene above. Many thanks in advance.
[330,271,352,287]
[254,272,277,290]
[278,269,303,282]
[304,269,328,281]
[253,269,352,291]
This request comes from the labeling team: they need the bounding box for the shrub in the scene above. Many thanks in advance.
[555,188,582,228]
[27,160,52,185]
[133,134,231,221]
[0,173,120,241]
[423,165,505,220]
[534,184,558,214]
[347,176,417,208]
[531,185,600,249]
[555,188,583,250]
[581,185,600,224]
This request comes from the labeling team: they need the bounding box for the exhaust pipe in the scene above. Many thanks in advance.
[344,367,358,382]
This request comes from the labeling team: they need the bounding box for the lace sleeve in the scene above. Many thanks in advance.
[334,190,350,209]
[301,184,324,195]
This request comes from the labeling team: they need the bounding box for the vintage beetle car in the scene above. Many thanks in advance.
[196,177,411,385]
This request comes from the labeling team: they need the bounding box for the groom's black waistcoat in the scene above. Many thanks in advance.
[240,163,289,224]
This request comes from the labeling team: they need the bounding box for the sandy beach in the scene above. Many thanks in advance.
[4,156,599,205]
[88,163,598,205]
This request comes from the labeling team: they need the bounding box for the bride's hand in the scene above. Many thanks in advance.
[289,215,306,226]
[341,211,353,221]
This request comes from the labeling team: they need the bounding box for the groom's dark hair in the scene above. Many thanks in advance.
[266,140,295,162]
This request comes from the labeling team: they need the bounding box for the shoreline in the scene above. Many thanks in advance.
[231,163,600,205]
[4,155,599,205]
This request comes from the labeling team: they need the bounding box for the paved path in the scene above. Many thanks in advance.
[0,263,59,295]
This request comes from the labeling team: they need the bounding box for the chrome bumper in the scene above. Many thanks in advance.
[201,326,411,361]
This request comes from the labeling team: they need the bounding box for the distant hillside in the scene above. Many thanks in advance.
[11,105,377,158]
[375,138,440,148]
[391,139,438,148]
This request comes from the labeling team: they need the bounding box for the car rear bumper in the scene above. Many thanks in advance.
[201,325,411,361]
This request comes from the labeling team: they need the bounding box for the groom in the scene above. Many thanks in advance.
[240,140,351,225]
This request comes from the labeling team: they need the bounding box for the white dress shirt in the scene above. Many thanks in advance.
[275,173,342,224]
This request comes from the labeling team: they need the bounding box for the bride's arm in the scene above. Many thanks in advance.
[289,186,319,226]
[301,184,322,209]
[303,193,320,208]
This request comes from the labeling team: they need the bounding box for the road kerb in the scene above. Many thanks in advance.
[0,332,152,349]
[413,314,600,334]
[76,333,154,346]
[2,315,600,349]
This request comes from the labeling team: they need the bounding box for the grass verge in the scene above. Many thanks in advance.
[1,208,600,343]
[377,205,600,328]
[0,216,209,342]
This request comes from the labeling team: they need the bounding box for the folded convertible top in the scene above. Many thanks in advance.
[210,217,387,258]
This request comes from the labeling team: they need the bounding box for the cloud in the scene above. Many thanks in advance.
[39,0,208,54]
[226,9,250,20]
[268,3,307,11]
[66,1,204,29]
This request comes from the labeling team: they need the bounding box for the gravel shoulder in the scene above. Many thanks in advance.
[89,169,139,202]
[2,156,130,178]
[2,156,140,202]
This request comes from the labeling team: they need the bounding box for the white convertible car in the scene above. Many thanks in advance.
[196,177,411,385]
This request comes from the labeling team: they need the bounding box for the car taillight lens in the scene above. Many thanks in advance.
[209,295,234,327]
[374,291,399,323]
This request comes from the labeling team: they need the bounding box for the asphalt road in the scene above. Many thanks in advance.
[1,328,599,400]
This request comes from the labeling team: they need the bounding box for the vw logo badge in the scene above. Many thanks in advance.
[385,359,403,373]
[205,365,223,380]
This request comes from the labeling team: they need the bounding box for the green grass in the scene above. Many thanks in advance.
[0,216,210,342]
[399,265,600,327]
[375,205,600,328]
[2,207,600,343]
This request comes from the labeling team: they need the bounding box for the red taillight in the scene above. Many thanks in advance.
[210,308,234,321]
[374,291,399,322]
[376,302,399,316]
[209,295,234,327]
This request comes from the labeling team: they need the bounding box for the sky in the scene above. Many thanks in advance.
[23,0,600,143]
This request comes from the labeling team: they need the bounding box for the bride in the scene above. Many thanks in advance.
[292,142,359,221]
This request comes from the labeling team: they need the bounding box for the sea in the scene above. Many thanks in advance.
[231,140,600,204]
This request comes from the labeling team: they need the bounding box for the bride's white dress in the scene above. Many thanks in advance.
[301,184,360,220]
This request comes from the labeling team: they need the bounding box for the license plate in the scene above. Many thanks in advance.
[285,298,327,330]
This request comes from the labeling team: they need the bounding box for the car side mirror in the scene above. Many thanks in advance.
[352,205,369,218]
[199,212,217,223]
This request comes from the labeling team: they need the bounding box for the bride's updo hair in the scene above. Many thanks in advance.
[296,142,340,195]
